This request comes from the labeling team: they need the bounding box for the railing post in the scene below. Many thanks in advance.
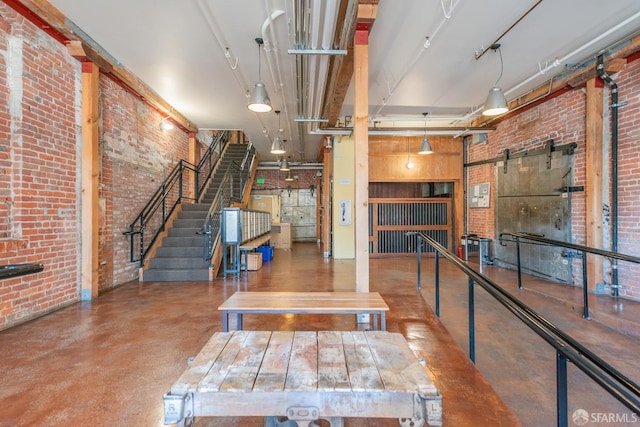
[195,168,200,201]
[582,251,590,320]
[161,182,167,231]
[556,352,569,427]
[468,277,475,363]
[178,162,183,201]
[138,216,144,267]
[435,250,440,317]
[516,236,523,289]
[416,235,422,290]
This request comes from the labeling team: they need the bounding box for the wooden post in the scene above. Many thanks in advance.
[81,62,100,300]
[354,22,370,293]
[322,144,331,257]
[585,78,604,291]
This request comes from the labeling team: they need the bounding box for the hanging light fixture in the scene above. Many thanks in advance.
[418,112,433,154]
[406,137,414,169]
[270,111,286,154]
[285,171,295,181]
[279,157,290,171]
[247,38,272,113]
[482,43,509,116]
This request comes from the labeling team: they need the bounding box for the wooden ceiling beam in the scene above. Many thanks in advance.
[9,0,197,133]
[320,1,378,160]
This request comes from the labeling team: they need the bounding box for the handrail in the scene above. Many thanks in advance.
[124,131,229,265]
[409,231,640,425]
[201,145,257,262]
[196,131,230,200]
[498,232,640,319]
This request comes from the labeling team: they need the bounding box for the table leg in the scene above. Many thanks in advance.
[237,313,243,330]
[380,311,386,331]
[222,311,228,332]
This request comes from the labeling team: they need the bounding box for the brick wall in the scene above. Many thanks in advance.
[99,76,190,290]
[613,57,640,300]
[0,4,193,330]
[0,5,80,329]
[468,60,640,301]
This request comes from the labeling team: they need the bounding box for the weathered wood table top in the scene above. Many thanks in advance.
[164,330,442,426]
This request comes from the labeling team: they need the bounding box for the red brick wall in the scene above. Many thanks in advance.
[614,57,640,300]
[99,77,190,290]
[0,4,192,329]
[0,5,79,328]
[253,168,318,191]
[468,61,640,301]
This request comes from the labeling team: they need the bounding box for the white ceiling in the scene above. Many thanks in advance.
[46,0,640,163]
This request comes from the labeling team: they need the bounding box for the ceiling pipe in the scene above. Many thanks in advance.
[309,127,493,136]
[299,0,340,159]
[261,8,296,155]
[460,10,640,125]
[371,0,462,119]
[504,10,640,100]
[196,0,272,145]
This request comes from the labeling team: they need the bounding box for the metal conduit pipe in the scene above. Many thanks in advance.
[597,53,620,297]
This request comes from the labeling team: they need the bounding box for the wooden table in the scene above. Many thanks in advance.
[163,330,442,426]
[218,291,389,332]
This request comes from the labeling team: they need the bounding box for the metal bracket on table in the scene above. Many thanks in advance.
[265,406,344,427]
[399,393,442,427]
[163,392,194,426]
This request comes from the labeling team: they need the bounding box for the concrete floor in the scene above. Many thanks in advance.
[0,243,638,426]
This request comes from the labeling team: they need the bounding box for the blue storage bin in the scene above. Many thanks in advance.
[256,245,273,262]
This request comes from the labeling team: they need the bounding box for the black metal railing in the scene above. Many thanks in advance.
[498,232,640,319]
[124,131,229,265]
[201,143,256,262]
[409,231,640,427]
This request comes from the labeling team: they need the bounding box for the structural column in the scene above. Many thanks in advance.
[189,132,197,200]
[322,143,331,257]
[354,21,370,293]
[585,77,604,291]
[80,61,100,299]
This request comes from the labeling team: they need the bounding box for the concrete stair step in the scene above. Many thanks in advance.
[156,246,203,258]
[182,203,209,212]
[148,256,209,269]
[168,227,201,237]
[161,236,203,247]
[173,218,204,228]
[142,268,210,282]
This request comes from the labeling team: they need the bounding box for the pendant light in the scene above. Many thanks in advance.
[406,137,414,169]
[280,157,290,171]
[482,43,509,116]
[247,38,272,113]
[270,111,286,154]
[418,112,433,154]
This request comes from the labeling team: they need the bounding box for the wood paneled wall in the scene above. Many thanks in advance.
[368,135,464,249]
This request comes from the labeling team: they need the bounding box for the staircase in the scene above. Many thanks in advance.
[142,144,250,281]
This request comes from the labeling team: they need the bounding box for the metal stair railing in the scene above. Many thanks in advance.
[408,231,640,427]
[201,143,256,262]
[124,130,229,266]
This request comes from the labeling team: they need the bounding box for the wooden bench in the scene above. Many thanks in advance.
[238,233,272,271]
[163,330,442,426]
[218,291,389,332]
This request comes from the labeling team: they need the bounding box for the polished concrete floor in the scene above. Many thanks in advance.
[0,243,638,426]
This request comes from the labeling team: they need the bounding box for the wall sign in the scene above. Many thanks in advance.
[469,182,490,208]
